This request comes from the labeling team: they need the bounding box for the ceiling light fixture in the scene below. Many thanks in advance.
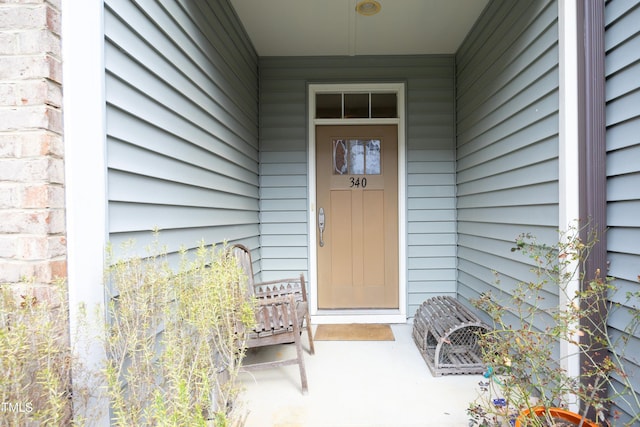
[355,0,381,16]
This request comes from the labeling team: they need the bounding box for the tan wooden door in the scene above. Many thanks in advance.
[316,125,398,309]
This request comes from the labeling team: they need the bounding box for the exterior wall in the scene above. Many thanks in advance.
[104,0,260,261]
[0,0,65,291]
[455,0,560,313]
[259,56,457,315]
[604,0,640,422]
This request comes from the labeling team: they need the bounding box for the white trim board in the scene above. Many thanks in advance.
[307,82,407,324]
[558,0,581,413]
[62,0,110,422]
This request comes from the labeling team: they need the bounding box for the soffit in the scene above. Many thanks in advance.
[230,0,490,56]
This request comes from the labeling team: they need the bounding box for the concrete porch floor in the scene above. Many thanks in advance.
[238,323,484,427]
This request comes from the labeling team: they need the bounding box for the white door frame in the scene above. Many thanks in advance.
[308,82,407,324]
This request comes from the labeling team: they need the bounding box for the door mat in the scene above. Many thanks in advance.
[314,323,395,341]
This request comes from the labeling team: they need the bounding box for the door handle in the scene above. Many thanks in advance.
[318,207,325,247]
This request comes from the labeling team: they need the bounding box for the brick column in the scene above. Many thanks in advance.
[0,0,65,293]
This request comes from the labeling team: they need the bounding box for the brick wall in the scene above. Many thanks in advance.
[0,0,65,291]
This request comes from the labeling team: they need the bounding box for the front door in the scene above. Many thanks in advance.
[316,125,398,309]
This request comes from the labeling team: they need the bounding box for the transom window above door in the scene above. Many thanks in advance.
[316,92,397,119]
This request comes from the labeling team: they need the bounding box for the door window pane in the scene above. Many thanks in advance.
[333,139,382,175]
[333,140,348,174]
[366,140,381,174]
[349,140,365,174]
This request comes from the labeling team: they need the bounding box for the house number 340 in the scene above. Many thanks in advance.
[349,177,367,188]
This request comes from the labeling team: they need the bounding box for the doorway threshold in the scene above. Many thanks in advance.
[311,309,405,325]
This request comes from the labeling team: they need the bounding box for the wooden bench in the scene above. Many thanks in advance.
[412,296,490,376]
[232,244,314,394]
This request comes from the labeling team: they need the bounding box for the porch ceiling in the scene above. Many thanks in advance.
[229,0,490,56]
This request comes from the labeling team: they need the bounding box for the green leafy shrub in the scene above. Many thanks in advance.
[105,238,255,427]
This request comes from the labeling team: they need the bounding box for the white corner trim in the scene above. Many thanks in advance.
[307,83,407,324]
[558,0,581,412]
[559,2,580,225]
[62,0,110,422]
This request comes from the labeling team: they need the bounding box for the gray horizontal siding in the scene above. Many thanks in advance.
[104,0,259,261]
[455,0,560,314]
[257,69,306,280]
[605,0,640,422]
[259,56,457,312]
